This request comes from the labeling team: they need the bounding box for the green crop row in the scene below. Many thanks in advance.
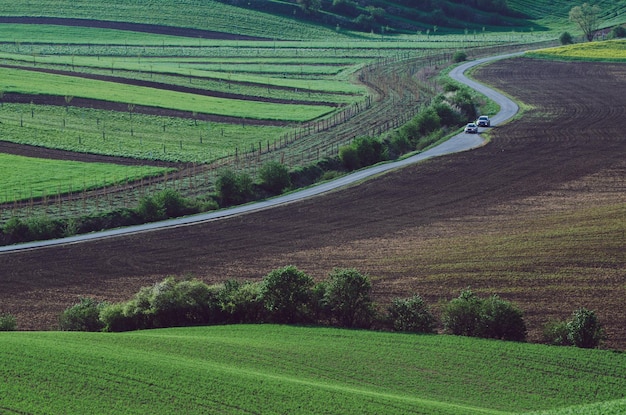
[2,325,626,414]
[526,39,626,62]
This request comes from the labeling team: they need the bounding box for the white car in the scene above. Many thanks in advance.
[464,123,478,134]
[476,115,491,127]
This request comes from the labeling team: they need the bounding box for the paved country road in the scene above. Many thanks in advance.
[0,53,522,254]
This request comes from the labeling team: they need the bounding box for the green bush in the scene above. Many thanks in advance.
[217,280,266,324]
[452,51,467,62]
[442,289,482,337]
[611,25,626,39]
[559,31,574,45]
[354,136,385,167]
[0,313,17,331]
[3,217,31,243]
[567,308,603,349]
[59,298,107,332]
[259,161,291,195]
[339,145,360,170]
[542,320,573,346]
[442,289,526,341]
[387,295,436,333]
[260,265,314,324]
[476,295,526,341]
[216,169,254,206]
[135,194,166,222]
[3,216,64,243]
[323,268,375,328]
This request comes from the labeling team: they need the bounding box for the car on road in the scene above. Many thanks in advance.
[464,123,478,133]
[476,115,491,127]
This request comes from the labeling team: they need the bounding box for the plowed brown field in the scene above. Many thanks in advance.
[1,58,625,348]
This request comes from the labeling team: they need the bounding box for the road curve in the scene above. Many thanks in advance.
[0,52,523,254]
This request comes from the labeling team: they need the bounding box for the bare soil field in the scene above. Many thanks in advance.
[0,58,624,348]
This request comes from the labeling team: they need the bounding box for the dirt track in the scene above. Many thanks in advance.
[1,58,625,348]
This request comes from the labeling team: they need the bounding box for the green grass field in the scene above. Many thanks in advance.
[0,153,169,203]
[1,325,626,414]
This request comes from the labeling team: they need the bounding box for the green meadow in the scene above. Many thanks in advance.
[0,153,169,203]
[2,325,626,415]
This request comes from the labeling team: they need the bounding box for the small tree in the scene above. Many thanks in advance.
[567,308,603,348]
[323,268,375,328]
[387,295,436,333]
[261,266,314,324]
[452,51,467,63]
[477,295,527,341]
[569,3,601,42]
[610,25,626,39]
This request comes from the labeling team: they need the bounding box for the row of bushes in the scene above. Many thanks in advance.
[57,266,604,348]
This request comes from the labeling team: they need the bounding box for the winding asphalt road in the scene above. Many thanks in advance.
[0,52,522,253]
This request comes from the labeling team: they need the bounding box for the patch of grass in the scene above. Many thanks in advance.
[0,153,169,203]
[2,325,626,414]
[526,39,626,62]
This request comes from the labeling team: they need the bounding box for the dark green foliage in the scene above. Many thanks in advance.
[0,313,17,331]
[432,102,463,127]
[452,51,467,62]
[217,280,266,324]
[476,295,526,341]
[442,289,482,336]
[442,289,526,341]
[216,169,254,206]
[323,268,375,328]
[559,31,574,45]
[567,308,603,349]
[259,161,291,195]
[261,265,314,324]
[135,194,166,222]
[542,320,573,346]
[388,295,436,333]
[3,216,65,244]
[611,25,626,39]
[59,298,107,332]
[338,145,360,170]
[100,277,221,332]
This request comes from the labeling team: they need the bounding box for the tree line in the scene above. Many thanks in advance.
[48,266,604,349]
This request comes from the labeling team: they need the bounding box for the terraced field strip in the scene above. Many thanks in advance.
[0,66,335,121]
[0,152,169,203]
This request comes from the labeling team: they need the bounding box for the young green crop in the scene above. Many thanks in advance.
[0,67,335,122]
[2,325,626,414]
[526,39,626,62]
[0,153,169,203]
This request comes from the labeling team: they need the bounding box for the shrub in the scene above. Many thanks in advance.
[59,298,107,332]
[217,280,266,324]
[100,303,136,332]
[442,289,526,341]
[260,265,314,324]
[339,145,360,170]
[542,320,573,346]
[155,189,191,218]
[323,268,375,328]
[387,295,436,333]
[452,51,467,62]
[216,169,253,206]
[353,136,385,167]
[559,31,574,45]
[476,295,526,341]
[442,289,482,336]
[135,194,166,222]
[567,308,603,349]
[3,217,31,243]
[259,161,291,195]
[0,313,17,331]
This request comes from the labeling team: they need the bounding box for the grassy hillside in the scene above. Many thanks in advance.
[2,325,626,414]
